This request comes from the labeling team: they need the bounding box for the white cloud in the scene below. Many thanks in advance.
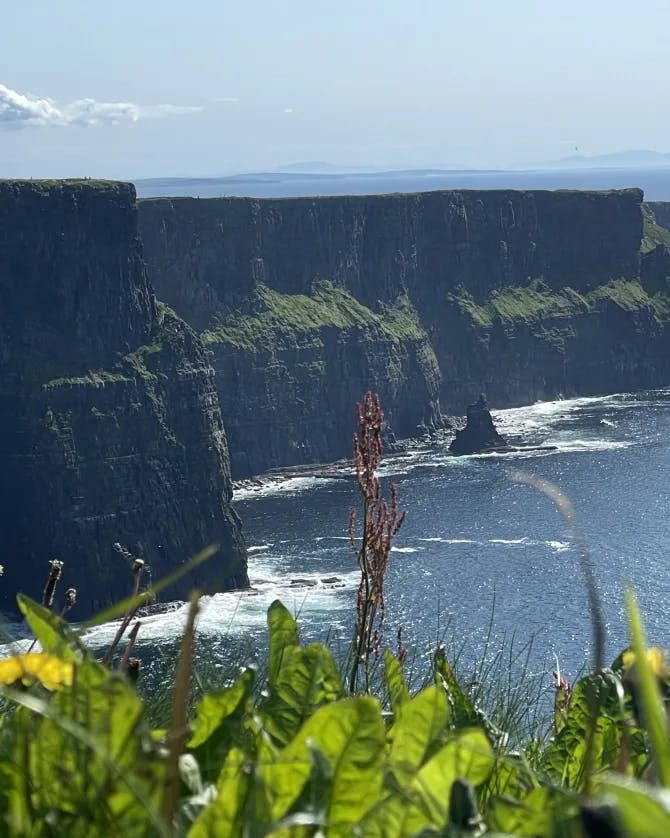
[284,107,294,114]
[209,96,240,104]
[0,82,201,129]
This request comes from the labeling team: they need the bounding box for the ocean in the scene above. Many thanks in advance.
[134,167,670,201]
[80,389,670,686]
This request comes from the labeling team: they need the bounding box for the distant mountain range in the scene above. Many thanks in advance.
[276,151,670,173]
[555,150,670,168]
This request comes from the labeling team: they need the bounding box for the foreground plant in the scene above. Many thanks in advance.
[2,394,670,834]
[348,392,406,694]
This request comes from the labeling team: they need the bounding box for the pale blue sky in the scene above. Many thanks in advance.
[2,1,669,178]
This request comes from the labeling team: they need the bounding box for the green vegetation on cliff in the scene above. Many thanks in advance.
[452,278,669,330]
[43,305,186,390]
[202,281,426,350]
[642,203,670,254]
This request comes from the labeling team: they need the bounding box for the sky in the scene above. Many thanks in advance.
[2,0,670,179]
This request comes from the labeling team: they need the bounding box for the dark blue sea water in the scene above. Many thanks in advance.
[82,390,670,684]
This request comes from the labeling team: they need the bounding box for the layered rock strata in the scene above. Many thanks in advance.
[139,188,670,476]
[0,180,247,615]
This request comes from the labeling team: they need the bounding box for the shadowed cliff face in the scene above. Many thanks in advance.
[139,189,643,326]
[648,202,670,233]
[0,180,247,616]
[139,188,670,477]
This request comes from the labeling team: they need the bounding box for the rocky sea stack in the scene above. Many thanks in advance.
[448,395,508,455]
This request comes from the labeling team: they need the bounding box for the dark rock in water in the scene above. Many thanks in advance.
[449,395,508,455]
[0,180,248,617]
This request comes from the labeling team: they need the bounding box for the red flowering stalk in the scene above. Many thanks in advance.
[348,392,406,693]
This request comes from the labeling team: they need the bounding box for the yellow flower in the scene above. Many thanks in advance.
[622,647,670,680]
[0,652,74,691]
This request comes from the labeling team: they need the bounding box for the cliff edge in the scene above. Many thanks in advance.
[0,180,247,615]
[139,188,670,476]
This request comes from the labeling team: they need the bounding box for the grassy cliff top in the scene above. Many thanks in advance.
[0,179,136,200]
[139,187,645,208]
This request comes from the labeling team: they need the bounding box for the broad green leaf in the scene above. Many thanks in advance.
[389,685,449,784]
[487,786,579,836]
[260,697,385,831]
[188,668,255,783]
[268,600,300,688]
[411,727,494,826]
[189,668,255,748]
[485,753,537,800]
[17,594,80,662]
[260,643,342,745]
[542,669,626,790]
[188,747,251,838]
[384,649,410,715]
[625,588,670,786]
[357,795,420,838]
[362,728,494,836]
[596,775,670,836]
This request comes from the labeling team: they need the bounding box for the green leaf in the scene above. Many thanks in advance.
[17,594,81,662]
[542,669,627,790]
[596,775,670,837]
[433,645,480,728]
[188,747,251,838]
[411,727,494,826]
[260,643,342,745]
[625,588,670,787]
[487,786,579,837]
[188,668,255,782]
[361,727,494,836]
[384,649,410,715]
[388,685,449,785]
[268,600,300,688]
[260,697,385,831]
[189,669,255,749]
[6,658,166,835]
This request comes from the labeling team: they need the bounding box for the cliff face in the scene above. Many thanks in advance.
[202,283,441,475]
[647,201,670,233]
[0,181,247,616]
[139,189,643,322]
[139,188,670,477]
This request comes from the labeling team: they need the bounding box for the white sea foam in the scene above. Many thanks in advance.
[390,546,421,553]
[546,540,571,552]
[493,394,627,438]
[418,537,478,544]
[80,567,360,647]
[490,538,528,545]
[234,475,339,501]
[247,544,272,553]
[552,439,631,454]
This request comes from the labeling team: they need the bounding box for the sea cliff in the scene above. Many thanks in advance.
[139,188,670,475]
[0,180,247,615]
